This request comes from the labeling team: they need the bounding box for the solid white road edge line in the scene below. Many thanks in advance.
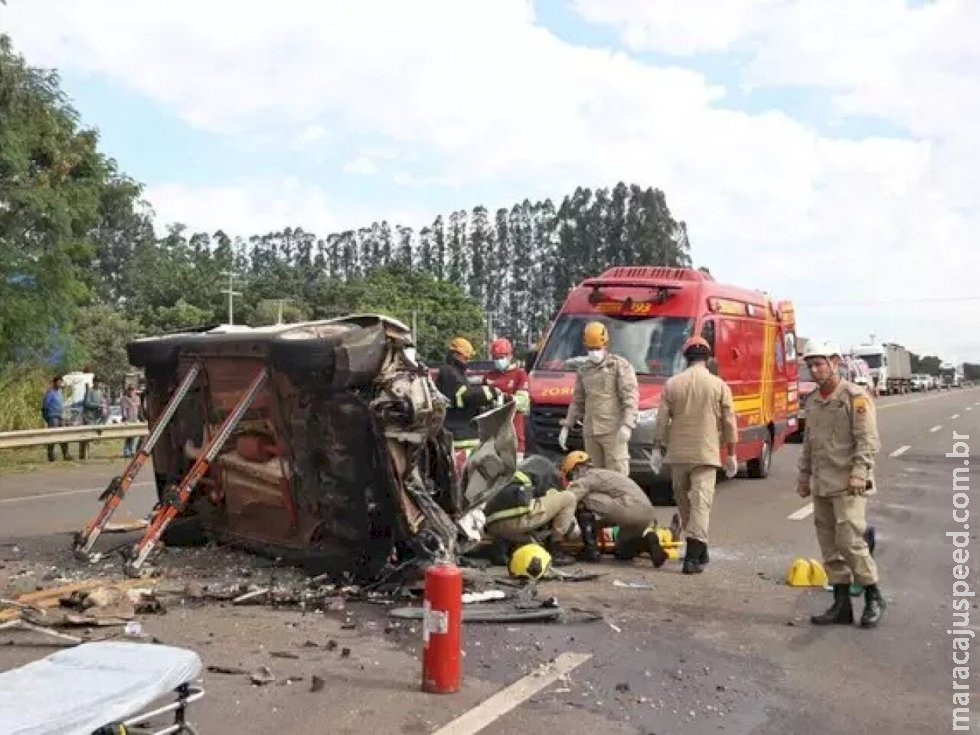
[788,503,814,521]
[889,445,911,458]
[0,482,153,505]
[929,425,943,433]
[432,652,593,735]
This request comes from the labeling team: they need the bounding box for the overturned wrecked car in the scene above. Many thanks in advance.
[84,315,517,581]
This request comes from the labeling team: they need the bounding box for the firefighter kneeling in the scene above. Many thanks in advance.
[484,455,580,566]
[561,451,668,567]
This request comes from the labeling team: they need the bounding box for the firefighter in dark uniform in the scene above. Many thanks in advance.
[436,337,502,454]
[484,455,578,565]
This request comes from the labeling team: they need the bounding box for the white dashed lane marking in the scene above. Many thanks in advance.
[929,425,943,433]
[890,445,911,458]
[432,652,593,735]
[788,503,814,521]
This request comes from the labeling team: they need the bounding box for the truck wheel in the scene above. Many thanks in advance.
[747,435,772,479]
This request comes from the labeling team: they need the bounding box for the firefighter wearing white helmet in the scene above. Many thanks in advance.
[797,341,884,628]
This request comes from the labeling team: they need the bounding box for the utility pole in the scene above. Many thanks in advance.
[220,271,242,325]
[411,310,418,344]
[487,313,494,358]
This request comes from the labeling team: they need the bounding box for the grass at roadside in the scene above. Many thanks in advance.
[0,442,124,474]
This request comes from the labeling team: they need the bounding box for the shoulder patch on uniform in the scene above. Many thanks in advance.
[852,395,870,415]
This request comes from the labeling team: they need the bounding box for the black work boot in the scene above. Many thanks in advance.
[811,584,854,625]
[544,539,576,567]
[700,543,710,565]
[860,584,885,628]
[644,530,669,568]
[682,539,705,574]
[575,511,601,562]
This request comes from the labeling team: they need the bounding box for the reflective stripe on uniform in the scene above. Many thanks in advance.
[455,385,469,408]
[513,470,532,486]
[514,389,530,413]
[453,438,480,449]
[485,505,532,525]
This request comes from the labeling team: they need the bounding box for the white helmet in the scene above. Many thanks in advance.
[803,341,841,360]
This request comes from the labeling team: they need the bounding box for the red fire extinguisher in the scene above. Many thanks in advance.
[422,561,462,693]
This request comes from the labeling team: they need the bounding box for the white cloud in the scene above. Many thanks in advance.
[2,0,978,360]
[342,156,379,176]
[144,179,432,239]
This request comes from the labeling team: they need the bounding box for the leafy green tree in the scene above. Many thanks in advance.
[0,34,126,363]
[72,304,140,390]
[309,266,485,362]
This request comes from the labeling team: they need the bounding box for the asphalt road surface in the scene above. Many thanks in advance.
[1,387,977,734]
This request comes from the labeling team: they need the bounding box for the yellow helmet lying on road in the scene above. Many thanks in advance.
[508,543,552,579]
[561,450,591,479]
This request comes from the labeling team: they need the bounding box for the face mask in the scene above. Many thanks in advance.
[494,358,510,371]
[588,349,606,364]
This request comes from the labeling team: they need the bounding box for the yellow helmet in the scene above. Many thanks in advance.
[561,450,590,479]
[449,336,475,360]
[582,321,609,349]
[508,543,552,579]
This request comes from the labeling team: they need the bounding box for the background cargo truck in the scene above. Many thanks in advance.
[852,342,911,395]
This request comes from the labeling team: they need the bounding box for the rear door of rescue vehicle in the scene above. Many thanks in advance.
[526,266,799,496]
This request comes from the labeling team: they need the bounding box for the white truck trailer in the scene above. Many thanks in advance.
[852,343,911,395]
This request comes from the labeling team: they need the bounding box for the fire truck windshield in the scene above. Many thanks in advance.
[536,315,694,378]
[859,354,883,369]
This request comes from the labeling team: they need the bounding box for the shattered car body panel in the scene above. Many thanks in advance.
[127,315,517,581]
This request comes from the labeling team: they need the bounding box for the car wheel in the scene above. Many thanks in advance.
[747,435,772,479]
[127,337,182,371]
[269,331,345,379]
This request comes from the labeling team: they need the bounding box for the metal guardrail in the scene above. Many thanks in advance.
[0,423,149,450]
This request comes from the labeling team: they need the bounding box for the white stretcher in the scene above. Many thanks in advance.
[0,641,204,735]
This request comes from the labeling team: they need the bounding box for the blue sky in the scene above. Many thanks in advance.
[3,0,979,361]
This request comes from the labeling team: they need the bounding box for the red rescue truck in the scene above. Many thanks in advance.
[526,267,799,496]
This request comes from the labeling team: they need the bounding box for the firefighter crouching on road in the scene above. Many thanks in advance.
[797,341,884,628]
[561,451,668,567]
[559,321,639,477]
[652,336,738,575]
[436,337,502,454]
[484,338,530,456]
[484,455,578,566]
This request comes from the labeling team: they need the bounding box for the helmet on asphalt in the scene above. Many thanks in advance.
[682,336,712,359]
[449,336,475,360]
[582,322,609,349]
[508,543,552,579]
[561,450,591,479]
[490,338,513,358]
[803,341,841,361]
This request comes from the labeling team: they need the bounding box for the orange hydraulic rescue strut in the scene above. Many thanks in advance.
[74,362,203,560]
[124,367,270,576]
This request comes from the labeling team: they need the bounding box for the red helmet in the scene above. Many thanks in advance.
[490,338,513,358]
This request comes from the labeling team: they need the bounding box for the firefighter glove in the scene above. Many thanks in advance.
[558,426,569,451]
[649,447,664,474]
[724,455,738,479]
